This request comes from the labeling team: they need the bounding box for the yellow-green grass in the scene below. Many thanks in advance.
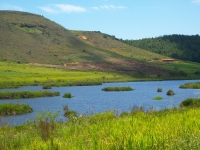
[1,108,200,149]
[0,103,33,116]
[0,62,130,88]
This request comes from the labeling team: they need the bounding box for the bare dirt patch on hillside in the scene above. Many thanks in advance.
[29,60,169,75]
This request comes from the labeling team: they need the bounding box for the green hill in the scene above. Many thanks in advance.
[122,34,200,63]
[0,11,169,75]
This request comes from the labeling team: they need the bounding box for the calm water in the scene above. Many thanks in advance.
[0,80,200,126]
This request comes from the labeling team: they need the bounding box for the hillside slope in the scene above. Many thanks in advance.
[0,11,168,74]
[122,34,200,63]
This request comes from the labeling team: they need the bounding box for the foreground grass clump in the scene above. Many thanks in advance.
[63,105,77,117]
[0,91,60,99]
[153,96,163,100]
[1,108,200,149]
[180,98,200,107]
[179,82,200,89]
[63,93,73,98]
[102,86,133,91]
[0,103,33,116]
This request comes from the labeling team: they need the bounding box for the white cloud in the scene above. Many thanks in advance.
[0,4,23,11]
[93,5,126,10]
[54,4,85,13]
[39,4,86,13]
[39,6,57,13]
[193,0,200,4]
[92,6,99,10]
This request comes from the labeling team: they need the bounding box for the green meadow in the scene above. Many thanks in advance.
[0,62,131,88]
[1,108,200,149]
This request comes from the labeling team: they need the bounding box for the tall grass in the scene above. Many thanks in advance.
[1,108,200,149]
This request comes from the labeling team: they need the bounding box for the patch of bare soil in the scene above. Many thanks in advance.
[29,60,169,75]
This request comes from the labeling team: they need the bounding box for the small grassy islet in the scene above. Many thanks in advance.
[153,96,163,100]
[179,82,200,89]
[63,93,73,98]
[0,103,33,116]
[102,86,133,91]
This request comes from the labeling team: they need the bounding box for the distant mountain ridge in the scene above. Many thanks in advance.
[122,34,200,63]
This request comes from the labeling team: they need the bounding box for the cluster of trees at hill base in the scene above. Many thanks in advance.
[121,34,200,63]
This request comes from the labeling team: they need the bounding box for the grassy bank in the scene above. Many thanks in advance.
[0,91,60,99]
[1,108,200,149]
[0,103,33,116]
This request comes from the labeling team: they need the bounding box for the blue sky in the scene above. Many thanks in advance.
[0,0,200,39]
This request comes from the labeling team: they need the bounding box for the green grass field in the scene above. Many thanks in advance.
[1,108,200,149]
[0,61,131,88]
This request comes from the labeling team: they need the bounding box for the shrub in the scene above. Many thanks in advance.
[180,98,200,108]
[166,90,175,96]
[63,93,73,98]
[157,88,162,92]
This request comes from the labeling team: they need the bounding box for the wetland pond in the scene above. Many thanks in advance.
[0,80,200,126]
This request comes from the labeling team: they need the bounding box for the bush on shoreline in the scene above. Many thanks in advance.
[180,98,200,107]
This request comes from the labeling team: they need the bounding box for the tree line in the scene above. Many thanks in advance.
[121,34,200,63]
